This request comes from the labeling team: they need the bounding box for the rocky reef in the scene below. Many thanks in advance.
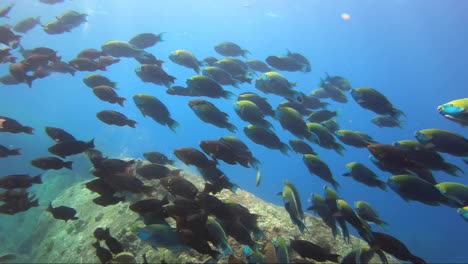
[16,165,397,263]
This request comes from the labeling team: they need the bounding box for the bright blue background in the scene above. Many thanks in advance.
[0,1,467,262]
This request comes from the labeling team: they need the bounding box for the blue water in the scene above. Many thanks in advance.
[1,0,467,263]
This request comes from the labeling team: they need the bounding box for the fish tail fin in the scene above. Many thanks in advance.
[255,169,261,187]
[224,90,237,100]
[8,148,21,155]
[376,220,389,230]
[378,181,388,191]
[242,49,251,58]
[157,32,167,42]
[249,158,261,170]
[306,131,320,145]
[110,81,117,88]
[25,76,35,88]
[320,101,330,109]
[127,119,137,128]
[117,97,126,107]
[168,119,181,133]
[220,241,233,256]
[47,202,53,212]
[87,138,95,149]
[64,161,73,170]
[33,174,42,184]
[227,123,238,133]
[99,63,107,71]
[279,143,291,156]
[442,162,463,176]
[332,181,340,191]
[334,143,346,156]
[391,108,406,119]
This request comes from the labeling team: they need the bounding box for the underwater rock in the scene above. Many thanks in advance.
[25,164,398,263]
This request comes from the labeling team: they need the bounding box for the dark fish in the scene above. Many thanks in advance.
[198,166,238,194]
[354,201,388,229]
[202,66,240,88]
[93,85,126,106]
[174,147,217,168]
[169,49,203,74]
[31,156,73,170]
[69,57,106,71]
[42,20,69,35]
[56,10,87,29]
[276,106,319,143]
[96,110,136,128]
[129,32,166,49]
[188,99,237,132]
[96,56,120,68]
[302,93,329,110]
[289,139,317,155]
[290,240,340,262]
[45,126,76,142]
[159,175,199,199]
[101,40,148,58]
[237,92,275,116]
[246,59,271,72]
[372,116,403,128]
[92,195,125,207]
[13,17,41,33]
[95,228,124,254]
[367,144,423,172]
[143,151,175,165]
[234,100,273,129]
[92,241,113,264]
[322,85,348,103]
[343,162,386,190]
[47,202,78,221]
[336,199,373,241]
[302,154,340,190]
[186,75,235,99]
[0,144,21,158]
[219,135,261,169]
[307,122,345,155]
[335,130,379,148]
[77,48,104,60]
[0,3,14,18]
[393,139,463,176]
[199,140,239,165]
[282,180,307,233]
[0,25,20,48]
[98,172,150,194]
[387,174,450,206]
[134,51,163,65]
[48,139,95,158]
[133,94,180,132]
[8,63,35,87]
[320,119,340,133]
[203,56,218,66]
[83,74,117,89]
[0,174,42,189]
[39,0,66,4]
[85,178,115,197]
[255,71,302,103]
[48,60,76,76]
[307,110,338,123]
[0,116,33,134]
[0,190,39,215]
[279,100,313,116]
[135,64,175,88]
[351,87,405,118]
[369,232,426,264]
[243,124,291,155]
[136,163,180,180]
[129,197,169,216]
[266,55,307,72]
[307,193,338,238]
[91,157,134,174]
[0,74,21,85]
[320,73,352,91]
[415,129,468,157]
[214,41,249,57]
